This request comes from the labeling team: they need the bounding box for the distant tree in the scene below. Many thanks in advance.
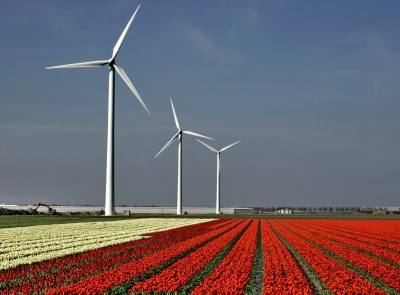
[329,207,333,213]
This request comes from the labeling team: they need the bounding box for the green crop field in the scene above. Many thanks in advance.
[0,213,399,229]
[0,215,126,229]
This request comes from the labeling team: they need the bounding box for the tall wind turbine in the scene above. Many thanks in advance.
[196,139,241,214]
[46,5,150,216]
[156,98,214,215]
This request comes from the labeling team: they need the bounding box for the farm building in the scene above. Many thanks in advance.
[386,207,400,214]
[276,208,293,214]
[360,206,400,214]
[233,208,255,214]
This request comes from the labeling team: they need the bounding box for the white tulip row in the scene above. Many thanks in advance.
[0,218,214,270]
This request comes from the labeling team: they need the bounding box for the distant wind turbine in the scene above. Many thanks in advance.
[156,98,214,215]
[196,139,241,214]
[46,5,150,216]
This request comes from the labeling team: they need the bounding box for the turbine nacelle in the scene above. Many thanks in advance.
[155,98,214,157]
[46,5,149,115]
[196,139,241,154]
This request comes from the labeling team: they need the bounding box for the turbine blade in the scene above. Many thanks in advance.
[196,139,218,153]
[220,140,241,152]
[182,130,214,140]
[112,5,140,60]
[46,60,109,69]
[155,131,180,157]
[170,98,180,130]
[114,64,150,114]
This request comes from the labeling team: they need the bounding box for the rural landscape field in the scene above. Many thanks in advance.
[2,2,400,294]
[1,216,399,294]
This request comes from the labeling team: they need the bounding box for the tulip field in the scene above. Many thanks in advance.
[0,217,399,294]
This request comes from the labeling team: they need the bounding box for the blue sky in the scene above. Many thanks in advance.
[1,0,399,208]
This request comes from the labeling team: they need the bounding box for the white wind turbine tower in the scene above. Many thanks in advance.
[156,98,214,215]
[196,139,241,214]
[46,5,150,216]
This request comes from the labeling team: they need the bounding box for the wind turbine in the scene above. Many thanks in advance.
[196,139,241,214]
[156,98,214,215]
[46,5,149,216]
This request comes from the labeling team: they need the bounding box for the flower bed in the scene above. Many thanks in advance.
[270,220,386,295]
[281,220,400,292]
[1,218,399,294]
[261,220,312,294]
[190,219,258,295]
[130,219,250,293]
[0,218,218,294]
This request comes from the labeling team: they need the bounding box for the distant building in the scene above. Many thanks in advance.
[360,206,400,215]
[233,208,255,214]
[276,208,293,214]
[373,208,386,215]
[360,207,374,214]
[386,207,400,214]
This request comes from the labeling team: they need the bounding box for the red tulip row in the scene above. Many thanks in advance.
[261,220,313,295]
[3,227,210,295]
[189,219,259,295]
[309,219,400,246]
[0,219,228,295]
[298,219,400,254]
[292,220,400,265]
[45,219,245,295]
[281,220,400,291]
[0,219,226,284]
[129,219,251,293]
[270,220,385,295]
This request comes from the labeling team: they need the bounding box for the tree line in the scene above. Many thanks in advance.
[252,206,361,214]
